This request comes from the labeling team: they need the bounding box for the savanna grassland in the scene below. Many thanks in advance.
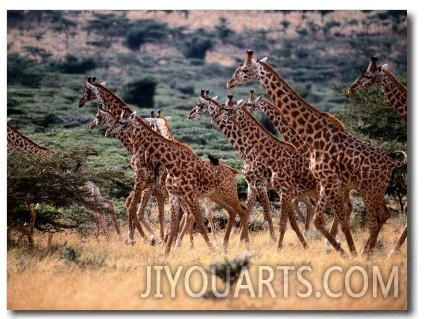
[7,207,407,310]
[7,10,408,312]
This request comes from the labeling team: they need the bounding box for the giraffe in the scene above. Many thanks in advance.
[348,56,408,256]
[216,96,323,250]
[146,109,216,245]
[347,56,407,122]
[105,110,250,257]
[188,89,276,241]
[88,104,215,247]
[7,122,123,243]
[79,78,171,245]
[89,106,166,243]
[226,50,407,257]
[242,90,315,233]
[79,77,250,256]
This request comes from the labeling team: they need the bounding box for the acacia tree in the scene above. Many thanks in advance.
[7,145,126,244]
[335,84,407,213]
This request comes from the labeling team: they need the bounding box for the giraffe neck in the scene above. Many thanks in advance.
[257,61,346,149]
[380,69,407,121]
[7,124,50,153]
[256,98,308,151]
[233,105,297,170]
[89,82,133,118]
[123,116,196,174]
[154,117,175,140]
[206,100,255,160]
[100,113,135,154]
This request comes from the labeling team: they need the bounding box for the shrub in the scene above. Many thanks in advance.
[53,54,97,74]
[121,77,158,108]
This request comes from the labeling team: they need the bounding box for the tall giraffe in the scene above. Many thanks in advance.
[87,104,216,247]
[216,96,322,250]
[244,90,353,244]
[105,110,250,256]
[7,122,123,243]
[347,56,407,122]
[348,56,408,256]
[79,78,170,244]
[227,50,407,257]
[188,89,276,241]
[79,77,250,256]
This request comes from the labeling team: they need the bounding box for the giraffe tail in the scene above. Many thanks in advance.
[390,150,407,169]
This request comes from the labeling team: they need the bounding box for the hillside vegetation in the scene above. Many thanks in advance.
[7,9,407,239]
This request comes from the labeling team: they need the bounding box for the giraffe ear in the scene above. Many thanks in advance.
[260,57,268,63]
[381,63,389,70]
[130,111,137,120]
[100,82,106,87]
[212,96,218,101]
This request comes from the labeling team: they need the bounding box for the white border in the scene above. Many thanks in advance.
[1,1,421,318]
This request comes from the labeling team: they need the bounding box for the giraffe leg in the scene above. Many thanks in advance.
[175,207,194,248]
[126,189,148,244]
[325,188,351,251]
[101,197,125,242]
[256,184,276,242]
[388,225,407,257]
[288,206,309,249]
[185,198,212,250]
[313,185,349,258]
[155,192,166,241]
[277,197,290,250]
[203,197,219,247]
[137,186,158,245]
[164,194,181,257]
[293,199,306,225]
[361,199,390,256]
[303,197,316,236]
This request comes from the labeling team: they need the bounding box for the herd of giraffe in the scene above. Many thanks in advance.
[8,51,407,259]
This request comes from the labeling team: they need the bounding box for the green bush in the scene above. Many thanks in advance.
[53,54,97,74]
[121,77,158,108]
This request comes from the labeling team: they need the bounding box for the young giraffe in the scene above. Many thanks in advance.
[348,56,408,256]
[146,109,216,246]
[7,122,123,243]
[89,106,166,243]
[227,50,407,257]
[79,77,249,256]
[347,56,407,122]
[187,89,276,241]
[242,90,315,233]
[105,110,250,257]
[217,96,323,250]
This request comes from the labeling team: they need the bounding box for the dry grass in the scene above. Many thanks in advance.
[7,212,407,311]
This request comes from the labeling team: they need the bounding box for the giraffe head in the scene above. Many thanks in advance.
[78,77,107,107]
[105,110,132,138]
[89,105,113,129]
[187,89,219,120]
[214,95,261,123]
[347,56,387,94]
[226,50,267,89]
